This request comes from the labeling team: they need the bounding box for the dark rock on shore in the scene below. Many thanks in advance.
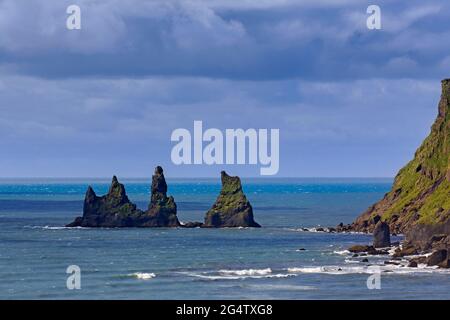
[426,249,448,267]
[393,245,418,258]
[203,171,260,228]
[373,220,391,248]
[181,221,204,228]
[408,261,418,268]
[66,167,180,228]
[348,245,373,253]
[348,245,388,255]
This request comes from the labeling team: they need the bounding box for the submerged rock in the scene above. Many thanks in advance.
[66,167,180,227]
[373,220,391,248]
[203,171,260,228]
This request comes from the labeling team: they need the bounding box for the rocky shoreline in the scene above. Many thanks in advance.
[299,218,450,269]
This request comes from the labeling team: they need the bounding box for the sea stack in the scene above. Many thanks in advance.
[351,79,450,254]
[373,220,391,248]
[66,176,143,227]
[143,166,179,227]
[203,171,260,228]
[66,166,180,227]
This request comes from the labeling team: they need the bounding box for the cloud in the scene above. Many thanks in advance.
[0,0,448,80]
[0,74,442,177]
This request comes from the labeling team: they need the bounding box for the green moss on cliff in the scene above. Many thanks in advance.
[354,79,450,232]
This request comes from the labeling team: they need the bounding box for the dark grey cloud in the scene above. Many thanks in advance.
[0,0,449,80]
[0,0,448,177]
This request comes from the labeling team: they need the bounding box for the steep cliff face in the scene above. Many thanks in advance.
[204,171,261,228]
[352,79,450,235]
[66,167,180,227]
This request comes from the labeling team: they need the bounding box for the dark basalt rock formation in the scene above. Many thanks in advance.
[66,166,180,228]
[143,166,179,227]
[203,171,260,228]
[373,220,391,248]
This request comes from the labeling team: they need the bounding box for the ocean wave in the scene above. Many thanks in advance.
[180,269,293,281]
[287,264,450,275]
[24,225,86,230]
[218,268,272,276]
[129,272,156,280]
[286,227,366,234]
[333,250,350,255]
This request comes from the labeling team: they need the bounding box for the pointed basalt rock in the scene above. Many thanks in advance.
[141,166,180,227]
[203,171,260,228]
[66,167,180,227]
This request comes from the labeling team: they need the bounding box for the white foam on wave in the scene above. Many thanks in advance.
[130,272,156,280]
[333,250,350,255]
[181,268,294,280]
[287,264,450,275]
[344,259,360,264]
[218,268,272,276]
[24,225,86,230]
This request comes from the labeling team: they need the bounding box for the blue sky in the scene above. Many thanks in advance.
[0,0,449,177]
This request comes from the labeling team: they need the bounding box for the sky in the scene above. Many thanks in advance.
[0,0,449,178]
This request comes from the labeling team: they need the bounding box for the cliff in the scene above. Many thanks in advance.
[352,79,450,238]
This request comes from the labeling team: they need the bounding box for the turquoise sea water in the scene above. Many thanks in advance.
[0,178,449,300]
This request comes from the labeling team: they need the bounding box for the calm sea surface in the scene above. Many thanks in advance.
[0,178,449,299]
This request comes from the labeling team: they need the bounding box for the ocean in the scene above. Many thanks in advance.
[0,178,449,300]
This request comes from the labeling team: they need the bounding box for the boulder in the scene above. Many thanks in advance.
[181,221,204,228]
[348,245,373,253]
[373,221,391,248]
[426,249,448,266]
[203,171,260,228]
[408,261,418,268]
[392,245,418,258]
